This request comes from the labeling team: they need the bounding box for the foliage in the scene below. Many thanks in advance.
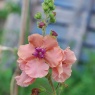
[0,2,21,19]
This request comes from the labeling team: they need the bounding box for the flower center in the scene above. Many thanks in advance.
[32,47,46,58]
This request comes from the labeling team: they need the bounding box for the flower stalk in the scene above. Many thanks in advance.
[46,73,57,95]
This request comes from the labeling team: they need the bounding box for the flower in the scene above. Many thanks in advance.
[52,47,76,82]
[15,71,35,87]
[15,34,63,87]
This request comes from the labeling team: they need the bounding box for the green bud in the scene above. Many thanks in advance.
[34,12,42,19]
[44,0,51,3]
[48,2,54,8]
[50,18,56,23]
[44,0,49,4]
[49,12,55,18]
[52,5,55,10]
[43,5,49,11]
[50,5,55,10]
[42,3,49,12]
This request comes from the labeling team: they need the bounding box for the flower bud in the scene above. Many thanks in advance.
[50,18,56,23]
[51,5,55,10]
[44,0,50,4]
[34,12,42,19]
[48,2,54,8]
[53,12,56,16]
[50,30,58,37]
[42,3,49,12]
[49,12,55,18]
[31,88,40,95]
[38,22,46,28]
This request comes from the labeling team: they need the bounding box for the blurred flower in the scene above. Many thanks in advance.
[52,47,76,82]
[15,34,63,87]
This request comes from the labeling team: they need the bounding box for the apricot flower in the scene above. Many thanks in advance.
[15,34,63,87]
[52,47,76,82]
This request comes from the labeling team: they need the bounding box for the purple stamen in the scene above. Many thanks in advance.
[33,47,46,58]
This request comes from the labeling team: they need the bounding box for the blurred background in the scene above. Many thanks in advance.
[0,0,95,95]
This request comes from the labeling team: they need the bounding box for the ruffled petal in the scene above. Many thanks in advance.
[17,58,26,71]
[52,63,63,78]
[52,64,72,82]
[17,44,35,61]
[25,59,49,78]
[45,47,63,67]
[43,35,58,50]
[63,47,77,64]
[28,34,43,47]
[15,71,35,87]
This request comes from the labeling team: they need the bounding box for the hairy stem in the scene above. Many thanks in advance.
[47,74,56,95]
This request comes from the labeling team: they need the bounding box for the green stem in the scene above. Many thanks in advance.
[42,28,46,36]
[56,83,60,90]
[42,14,49,36]
[47,74,56,95]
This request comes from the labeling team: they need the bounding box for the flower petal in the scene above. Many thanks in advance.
[43,35,58,50]
[25,59,49,78]
[28,34,43,47]
[52,63,63,78]
[15,71,35,87]
[52,64,72,82]
[63,47,77,64]
[18,44,35,61]
[45,47,63,67]
[17,58,26,71]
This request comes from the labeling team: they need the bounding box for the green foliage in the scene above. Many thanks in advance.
[0,30,3,43]
[0,2,21,19]
[0,8,9,19]
[5,2,21,14]
[0,68,12,95]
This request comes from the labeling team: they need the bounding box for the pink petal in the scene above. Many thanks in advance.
[15,71,35,87]
[28,34,43,47]
[63,47,77,64]
[43,35,58,50]
[25,59,49,78]
[45,47,63,67]
[52,64,72,82]
[18,44,35,61]
[52,63,63,78]
[17,58,26,71]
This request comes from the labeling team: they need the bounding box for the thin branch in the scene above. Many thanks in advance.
[10,0,30,95]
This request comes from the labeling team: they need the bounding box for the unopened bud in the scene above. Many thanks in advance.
[50,18,56,23]
[42,3,49,12]
[53,12,56,16]
[50,30,58,37]
[38,22,46,28]
[31,88,40,95]
[49,12,55,18]
[48,2,54,8]
[34,12,42,19]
